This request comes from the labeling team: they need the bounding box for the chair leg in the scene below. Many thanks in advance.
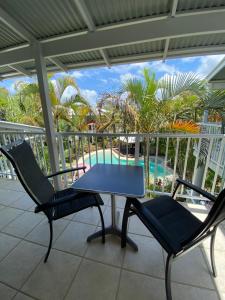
[121,199,132,248]
[165,254,173,300]
[97,204,105,243]
[44,220,53,263]
[210,229,217,277]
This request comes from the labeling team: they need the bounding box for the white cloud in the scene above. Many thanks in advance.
[100,78,108,84]
[120,72,138,83]
[195,54,225,77]
[70,70,84,79]
[80,89,98,105]
[149,61,177,75]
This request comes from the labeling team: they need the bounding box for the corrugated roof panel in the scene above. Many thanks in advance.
[0,66,14,75]
[85,0,170,26]
[0,0,87,40]
[177,0,225,12]
[169,33,225,50]
[57,51,102,64]
[0,21,25,49]
[108,41,164,58]
[18,59,54,70]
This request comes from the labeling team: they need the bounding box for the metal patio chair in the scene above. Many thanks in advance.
[121,178,225,300]
[0,140,105,262]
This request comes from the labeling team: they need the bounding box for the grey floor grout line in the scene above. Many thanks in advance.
[0,220,222,293]
[115,245,126,300]
[0,280,38,300]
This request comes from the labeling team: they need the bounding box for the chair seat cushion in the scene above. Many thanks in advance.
[139,196,202,253]
[53,188,103,220]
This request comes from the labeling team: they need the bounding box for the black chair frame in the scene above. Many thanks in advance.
[1,140,105,263]
[121,178,225,300]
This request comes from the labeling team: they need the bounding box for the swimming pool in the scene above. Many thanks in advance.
[84,150,171,177]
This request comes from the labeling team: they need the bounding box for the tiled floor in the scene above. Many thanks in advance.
[0,178,224,300]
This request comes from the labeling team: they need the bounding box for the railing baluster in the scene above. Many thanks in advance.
[88,136,91,167]
[201,137,214,190]
[126,136,128,165]
[146,135,150,189]
[118,137,121,165]
[103,137,105,164]
[181,137,191,195]
[2,134,15,179]
[134,135,140,166]
[153,137,159,192]
[110,136,113,164]
[95,136,98,164]
[171,137,180,193]
[81,136,85,166]
[162,137,169,193]
[192,138,202,185]
[212,137,225,193]
[74,136,79,176]
[58,134,68,187]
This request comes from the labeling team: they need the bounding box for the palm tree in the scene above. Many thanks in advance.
[48,76,89,131]
[123,69,206,132]
[202,89,225,133]
[123,68,207,186]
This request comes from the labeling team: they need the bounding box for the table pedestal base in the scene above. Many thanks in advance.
[87,226,138,251]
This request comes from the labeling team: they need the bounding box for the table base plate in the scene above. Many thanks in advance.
[87,226,138,251]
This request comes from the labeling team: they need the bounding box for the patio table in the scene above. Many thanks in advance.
[72,163,145,251]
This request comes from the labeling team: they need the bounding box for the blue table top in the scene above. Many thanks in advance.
[72,163,145,198]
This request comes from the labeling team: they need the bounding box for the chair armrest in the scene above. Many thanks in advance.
[46,166,86,178]
[176,178,216,202]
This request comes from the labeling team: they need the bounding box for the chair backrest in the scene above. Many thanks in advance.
[184,189,225,248]
[203,188,225,230]
[0,140,54,206]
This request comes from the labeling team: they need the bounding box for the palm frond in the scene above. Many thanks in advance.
[158,72,206,100]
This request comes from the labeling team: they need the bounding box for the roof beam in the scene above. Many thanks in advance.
[73,0,96,32]
[99,49,111,68]
[48,57,68,72]
[2,44,225,78]
[0,11,225,66]
[8,64,32,77]
[170,0,179,17]
[0,6,36,42]
[163,0,178,61]
[74,0,111,67]
[162,38,170,61]
[43,11,225,57]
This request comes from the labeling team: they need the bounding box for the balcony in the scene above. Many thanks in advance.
[0,178,225,300]
[0,128,225,300]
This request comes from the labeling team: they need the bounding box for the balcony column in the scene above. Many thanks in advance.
[33,41,61,190]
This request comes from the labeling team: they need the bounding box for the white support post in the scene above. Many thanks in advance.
[33,42,61,190]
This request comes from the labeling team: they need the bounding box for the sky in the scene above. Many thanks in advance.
[0,54,224,106]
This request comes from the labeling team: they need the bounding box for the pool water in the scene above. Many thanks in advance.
[84,150,171,177]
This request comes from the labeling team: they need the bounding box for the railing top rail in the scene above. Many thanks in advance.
[0,120,45,132]
[0,131,46,135]
[1,130,225,139]
[57,132,225,138]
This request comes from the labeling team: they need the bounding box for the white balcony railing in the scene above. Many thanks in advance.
[1,130,225,203]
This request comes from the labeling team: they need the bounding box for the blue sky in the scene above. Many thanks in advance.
[1,54,224,106]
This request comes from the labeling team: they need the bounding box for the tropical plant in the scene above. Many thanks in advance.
[48,76,89,131]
